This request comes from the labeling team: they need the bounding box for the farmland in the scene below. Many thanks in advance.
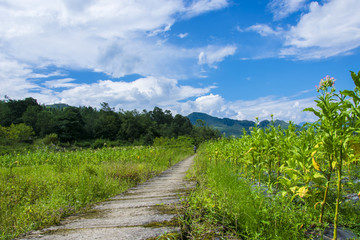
[0,140,193,239]
[181,72,360,239]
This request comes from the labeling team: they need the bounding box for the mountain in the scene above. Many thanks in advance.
[187,112,292,137]
[46,103,71,109]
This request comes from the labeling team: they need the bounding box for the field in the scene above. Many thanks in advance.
[180,73,360,239]
[0,141,192,239]
[181,134,360,239]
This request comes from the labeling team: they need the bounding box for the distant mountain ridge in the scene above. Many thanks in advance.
[46,103,71,109]
[187,112,292,137]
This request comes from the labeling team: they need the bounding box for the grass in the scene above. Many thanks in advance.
[180,143,360,239]
[0,145,192,239]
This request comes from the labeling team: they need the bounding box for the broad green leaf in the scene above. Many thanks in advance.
[313,172,326,179]
[304,108,321,118]
[351,71,360,88]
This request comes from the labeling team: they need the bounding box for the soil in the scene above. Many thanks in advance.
[21,155,195,240]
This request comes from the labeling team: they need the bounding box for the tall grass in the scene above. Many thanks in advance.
[0,145,192,239]
[181,139,360,239]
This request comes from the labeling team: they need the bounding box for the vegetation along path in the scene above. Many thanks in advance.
[21,155,195,240]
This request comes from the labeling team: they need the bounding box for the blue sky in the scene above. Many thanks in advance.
[1,0,360,123]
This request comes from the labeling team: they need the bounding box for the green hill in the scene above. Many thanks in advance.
[46,103,71,109]
[187,112,292,137]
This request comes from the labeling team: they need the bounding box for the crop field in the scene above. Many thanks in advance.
[181,73,360,239]
[183,129,360,239]
[0,143,192,239]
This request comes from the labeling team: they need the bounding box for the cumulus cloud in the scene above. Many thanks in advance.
[246,0,360,59]
[174,92,317,123]
[0,0,236,116]
[178,94,226,116]
[268,0,307,20]
[198,45,237,68]
[228,96,316,123]
[0,54,60,102]
[57,76,214,108]
[0,0,230,79]
[1,74,212,111]
[282,0,360,59]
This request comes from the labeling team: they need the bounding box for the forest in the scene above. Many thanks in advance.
[0,98,220,153]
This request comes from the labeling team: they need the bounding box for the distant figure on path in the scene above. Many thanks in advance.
[194,145,197,153]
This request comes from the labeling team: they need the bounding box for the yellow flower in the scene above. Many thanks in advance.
[298,186,308,198]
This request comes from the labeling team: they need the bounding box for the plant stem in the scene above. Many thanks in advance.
[333,148,343,240]
[320,155,332,224]
[319,175,330,223]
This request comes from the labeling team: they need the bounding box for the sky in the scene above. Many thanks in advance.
[1,0,360,123]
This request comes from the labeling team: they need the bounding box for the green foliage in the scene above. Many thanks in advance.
[35,133,59,146]
[0,144,192,239]
[0,123,35,144]
[182,71,360,239]
[182,144,315,239]
[0,98,215,146]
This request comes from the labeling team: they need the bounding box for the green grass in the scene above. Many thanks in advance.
[180,142,360,239]
[0,145,192,239]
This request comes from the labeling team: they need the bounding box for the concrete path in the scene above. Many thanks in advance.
[22,155,195,240]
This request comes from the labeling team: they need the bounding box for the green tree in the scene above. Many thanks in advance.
[22,105,42,134]
[94,111,121,140]
[118,110,152,143]
[54,107,85,142]
[0,100,11,126]
[79,106,98,139]
[36,110,56,137]
[172,114,193,137]
[7,123,35,143]
[6,97,40,125]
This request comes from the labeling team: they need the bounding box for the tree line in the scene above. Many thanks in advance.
[0,97,220,146]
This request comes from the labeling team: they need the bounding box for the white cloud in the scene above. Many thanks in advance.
[247,24,283,37]
[183,0,229,18]
[0,55,38,97]
[268,0,307,20]
[0,0,230,80]
[245,0,360,60]
[178,33,189,38]
[0,0,236,119]
[282,0,360,59]
[175,92,317,123]
[228,96,316,123]
[198,45,237,68]
[22,76,212,111]
[43,78,78,88]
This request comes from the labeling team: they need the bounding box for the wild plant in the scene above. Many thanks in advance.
[305,74,357,239]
